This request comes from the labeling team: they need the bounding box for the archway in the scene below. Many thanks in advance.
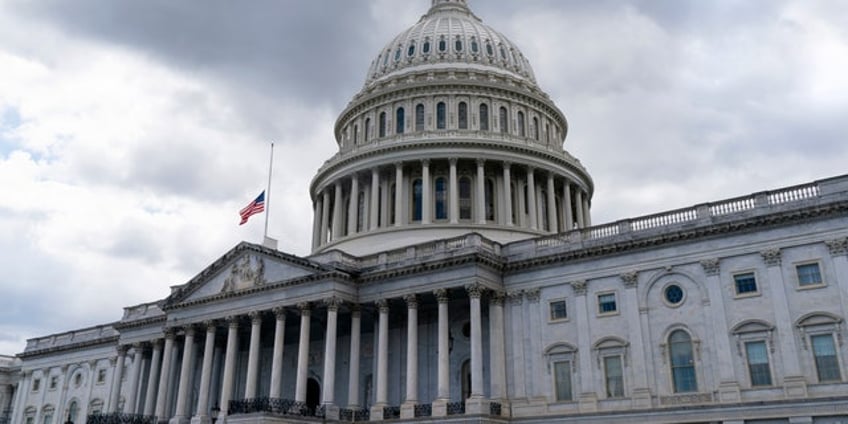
[306,378,321,414]
[461,359,471,400]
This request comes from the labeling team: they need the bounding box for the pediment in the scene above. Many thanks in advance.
[165,242,330,307]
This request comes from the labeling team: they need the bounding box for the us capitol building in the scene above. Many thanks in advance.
[3,1,848,423]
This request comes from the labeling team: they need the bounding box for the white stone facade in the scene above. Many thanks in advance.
[4,1,848,424]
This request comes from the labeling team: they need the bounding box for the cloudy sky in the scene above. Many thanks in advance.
[1,0,847,355]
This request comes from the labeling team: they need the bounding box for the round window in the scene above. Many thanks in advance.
[664,284,684,305]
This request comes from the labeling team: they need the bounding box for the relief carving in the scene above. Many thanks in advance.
[221,255,267,293]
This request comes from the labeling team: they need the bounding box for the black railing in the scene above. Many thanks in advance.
[86,413,156,424]
[228,398,319,417]
[339,408,370,422]
[382,406,400,420]
[414,403,432,418]
[489,402,502,416]
[0,408,11,424]
[446,401,465,416]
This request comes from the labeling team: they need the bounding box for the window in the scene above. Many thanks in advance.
[411,179,422,222]
[41,406,54,424]
[435,177,447,220]
[499,106,508,133]
[811,334,841,382]
[389,183,396,225]
[470,37,479,54]
[382,50,390,66]
[796,262,823,287]
[32,378,41,392]
[407,41,416,57]
[396,107,405,134]
[422,38,431,54]
[533,117,540,140]
[49,376,58,390]
[436,102,446,129]
[459,176,472,220]
[364,118,371,142]
[394,47,401,62]
[356,191,366,232]
[379,112,387,138]
[485,40,494,57]
[517,111,526,137]
[353,124,359,145]
[24,407,36,424]
[438,36,447,53]
[454,36,462,52]
[89,399,103,415]
[549,299,567,321]
[485,178,495,221]
[597,293,617,314]
[479,103,489,131]
[97,369,107,384]
[553,361,573,401]
[540,189,549,230]
[74,373,82,387]
[733,272,758,295]
[458,102,468,129]
[68,401,79,423]
[604,356,624,398]
[745,341,772,386]
[669,330,697,393]
[664,284,684,305]
[415,104,425,131]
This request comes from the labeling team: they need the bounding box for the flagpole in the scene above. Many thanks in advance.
[264,142,274,240]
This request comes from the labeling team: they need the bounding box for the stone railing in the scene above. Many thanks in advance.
[515,179,831,257]
[358,233,500,270]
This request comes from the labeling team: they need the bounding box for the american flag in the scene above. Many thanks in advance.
[239,191,265,225]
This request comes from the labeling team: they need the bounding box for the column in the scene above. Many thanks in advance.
[9,371,30,424]
[546,173,557,232]
[125,344,145,414]
[572,281,597,411]
[394,163,404,226]
[311,198,322,250]
[332,180,344,239]
[761,249,805,397]
[582,194,591,227]
[489,292,507,404]
[347,176,359,235]
[322,298,341,419]
[449,158,459,224]
[219,317,239,417]
[619,272,652,407]
[347,306,362,408]
[433,289,450,416]
[295,303,312,403]
[320,190,331,244]
[700,259,740,403]
[171,326,197,424]
[192,322,217,424]
[143,340,163,417]
[826,239,848,330]
[55,365,70,423]
[563,180,574,231]
[400,295,419,418]
[421,160,431,224]
[466,284,488,414]
[244,312,262,399]
[370,299,390,419]
[155,330,176,421]
[370,168,380,230]
[476,159,486,224]
[269,308,287,399]
[575,190,585,228]
[527,167,538,230]
[507,292,526,400]
[108,346,127,413]
[503,163,513,226]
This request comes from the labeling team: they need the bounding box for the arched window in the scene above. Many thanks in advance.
[423,38,431,54]
[486,40,494,57]
[415,104,425,131]
[439,36,447,53]
[396,107,405,134]
[533,117,540,140]
[479,104,489,131]
[394,47,402,62]
[459,176,472,220]
[411,179,423,222]
[364,118,371,142]
[455,36,463,52]
[511,182,519,224]
[436,102,446,129]
[485,178,495,221]
[379,112,387,138]
[545,123,550,142]
[407,41,416,57]
[470,37,479,54]
[435,177,447,220]
[89,399,104,415]
[357,191,366,232]
[68,401,79,424]
[389,183,396,225]
[517,111,526,137]
[353,124,359,145]
[540,189,549,230]
[458,102,468,129]
[42,405,54,424]
[669,330,697,393]
[499,106,508,133]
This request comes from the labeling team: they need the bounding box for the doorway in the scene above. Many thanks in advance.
[306,378,321,414]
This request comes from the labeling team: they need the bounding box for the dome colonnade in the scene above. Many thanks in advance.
[310,0,593,256]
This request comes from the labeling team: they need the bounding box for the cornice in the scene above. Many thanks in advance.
[112,315,167,331]
[18,335,119,359]
[357,249,504,284]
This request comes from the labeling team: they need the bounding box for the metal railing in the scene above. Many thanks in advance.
[85,413,156,424]
[382,406,400,420]
[339,408,370,422]
[228,398,319,418]
[489,402,502,416]
[446,401,465,416]
[414,403,432,418]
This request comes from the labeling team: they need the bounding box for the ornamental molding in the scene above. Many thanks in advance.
[571,280,587,296]
[826,238,848,257]
[700,258,720,276]
[490,291,506,306]
[524,288,541,303]
[760,248,782,267]
[466,283,485,299]
[403,294,419,309]
[375,298,390,313]
[619,271,639,289]
[507,291,523,305]
[324,296,344,311]
[222,255,266,293]
[433,288,450,303]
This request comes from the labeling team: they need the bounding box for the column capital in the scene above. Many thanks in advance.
[421,158,430,167]
[273,306,287,319]
[620,271,639,289]
[248,311,263,324]
[507,291,524,305]
[404,294,418,309]
[202,320,218,332]
[433,288,450,304]
[226,315,240,328]
[502,161,511,169]
[324,296,343,312]
[183,324,197,337]
[151,338,164,349]
[375,298,390,313]
[761,248,782,267]
[394,161,404,169]
[571,280,588,296]
[163,327,177,339]
[449,157,458,166]
[526,165,535,173]
[489,291,506,306]
[826,238,848,257]
[116,345,129,356]
[476,158,485,167]
[351,303,362,317]
[700,258,721,276]
[466,283,485,299]
[524,288,540,303]
[297,302,312,314]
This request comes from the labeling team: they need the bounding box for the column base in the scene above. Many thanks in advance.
[631,387,653,409]
[464,396,490,415]
[369,404,386,421]
[322,404,340,421]
[168,416,190,424]
[189,415,210,424]
[578,392,598,413]
[717,381,741,403]
[783,375,808,399]
[399,401,417,419]
[431,399,448,417]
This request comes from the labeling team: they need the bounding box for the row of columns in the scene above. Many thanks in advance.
[312,159,592,249]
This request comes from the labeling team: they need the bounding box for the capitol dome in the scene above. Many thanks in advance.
[309,0,594,256]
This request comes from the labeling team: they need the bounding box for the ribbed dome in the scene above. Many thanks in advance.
[365,0,537,87]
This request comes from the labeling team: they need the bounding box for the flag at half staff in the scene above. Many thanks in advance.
[239,191,265,225]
